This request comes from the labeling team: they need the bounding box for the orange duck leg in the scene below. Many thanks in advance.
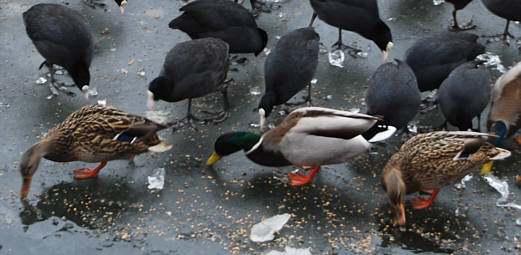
[74,161,107,179]
[288,166,320,186]
[410,189,440,209]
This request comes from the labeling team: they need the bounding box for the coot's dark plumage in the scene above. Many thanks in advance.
[446,0,475,30]
[438,61,491,131]
[23,3,94,99]
[147,38,231,122]
[308,0,393,59]
[365,59,421,132]
[169,0,267,56]
[258,27,320,131]
[481,0,521,39]
[405,32,485,92]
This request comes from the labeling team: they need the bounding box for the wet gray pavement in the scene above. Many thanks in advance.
[2,0,521,254]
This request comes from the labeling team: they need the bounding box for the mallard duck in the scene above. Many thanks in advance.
[168,0,268,56]
[445,0,475,31]
[365,59,421,132]
[481,0,521,39]
[259,27,319,131]
[308,0,393,59]
[147,38,230,123]
[23,3,93,99]
[83,0,128,14]
[20,105,172,198]
[481,61,521,174]
[207,107,396,186]
[405,32,485,92]
[437,61,491,131]
[381,131,510,225]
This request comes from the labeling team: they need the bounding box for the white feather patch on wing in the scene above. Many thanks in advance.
[368,125,397,142]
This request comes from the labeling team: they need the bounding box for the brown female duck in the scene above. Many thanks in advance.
[20,105,172,198]
[381,131,510,225]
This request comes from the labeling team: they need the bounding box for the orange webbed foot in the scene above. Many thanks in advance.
[73,162,107,179]
[287,166,320,186]
[409,189,440,210]
[514,137,521,145]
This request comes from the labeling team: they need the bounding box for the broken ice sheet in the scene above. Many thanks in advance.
[483,173,521,210]
[328,50,345,68]
[476,52,507,73]
[35,77,47,85]
[249,87,262,96]
[433,0,445,5]
[455,174,473,190]
[265,247,312,255]
[88,87,98,97]
[250,213,291,242]
[97,99,107,106]
[147,168,165,190]
[146,110,169,124]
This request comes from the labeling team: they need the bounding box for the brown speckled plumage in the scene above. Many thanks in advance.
[43,105,164,162]
[381,131,510,225]
[20,105,172,198]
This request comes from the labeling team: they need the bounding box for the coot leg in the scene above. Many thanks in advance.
[308,12,317,27]
[45,63,75,98]
[449,9,476,31]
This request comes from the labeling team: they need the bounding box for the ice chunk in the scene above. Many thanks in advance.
[483,174,521,210]
[476,53,507,73]
[264,48,271,56]
[35,77,47,85]
[356,51,368,58]
[97,99,107,106]
[250,87,262,96]
[326,95,333,100]
[137,70,146,77]
[265,247,312,255]
[88,87,98,97]
[455,174,473,190]
[328,50,345,68]
[318,43,328,55]
[250,123,261,128]
[147,168,165,190]
[516,218,521,226]
[250,213,291,242]
[268,123,276,129]
[433,0,445,5]
[54,70,65,75]
[310,78,317,85]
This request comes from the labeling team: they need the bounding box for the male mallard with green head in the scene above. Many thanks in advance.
[20,105,172,198]
[207,107,396,186]
[381,131,510,225]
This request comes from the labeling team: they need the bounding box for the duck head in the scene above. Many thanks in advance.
[20,142,49,199]
[207,132,261,166]
[381,163,406,226]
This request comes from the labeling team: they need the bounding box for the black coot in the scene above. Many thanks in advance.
[308,0,393,59]
[258,27,320,131]
[405,32,485,92]
[23,3,94,99]
[147,38,231,123]
[365,59,421,135]
[481,0,521,39]
[438,61,491,131]
[169,0,267,56]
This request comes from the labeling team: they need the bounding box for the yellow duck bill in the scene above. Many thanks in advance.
[206,152,221,166]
